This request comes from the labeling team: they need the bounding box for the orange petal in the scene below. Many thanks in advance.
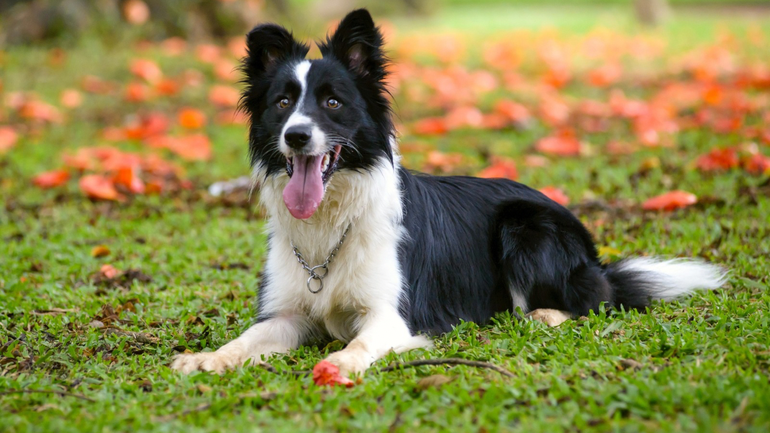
[100,264,119,279]
[312,360,355,388]
[122,0,150,25]
[477,157,518,180]
[33,170,70,188]
[695,147,739,172]
[124,82,151,102]
[178,107,207,129]
[168,134,212,161]
[0,126,19,153]
[412,117,448,136]
[535,130,582,156]
[113,166,146,194]
[130,58,163,83]
[60,89,83,108]
[539,186,570,206]
[79,174,121,201]
[642,190,697,211]
[743,153,770,175]
[208,85,240,108]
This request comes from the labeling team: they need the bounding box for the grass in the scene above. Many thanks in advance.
[2,5,770,433]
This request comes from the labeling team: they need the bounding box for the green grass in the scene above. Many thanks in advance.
[2,5,770,433]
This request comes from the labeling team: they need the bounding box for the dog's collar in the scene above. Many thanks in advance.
[291,224,351,294]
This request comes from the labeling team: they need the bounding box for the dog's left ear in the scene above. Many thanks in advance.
[321,9,386,79]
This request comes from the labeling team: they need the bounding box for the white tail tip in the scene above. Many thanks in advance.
[617,258,728,301]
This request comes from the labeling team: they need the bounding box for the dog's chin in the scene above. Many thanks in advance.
[282,145,342,220]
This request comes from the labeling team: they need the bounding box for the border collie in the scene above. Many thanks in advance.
[172,9,726,376]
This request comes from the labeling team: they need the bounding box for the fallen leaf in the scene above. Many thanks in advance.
[424,151,463,173]
[642,190,697,211]
[178,107,207,129]
[598,246,622,257]
[123,0,150,25]
[444,106,484,130]
[535,130,582,156]
[167,134,212,161]
[412,117,448,136]
[154,78,180,96]
[0,126,18,153]
[161,37,187,56]
[208,85,240,107]
[91,245,111,258]
[79,174,121,201]
[618,358,643,371]
[477,157,517,180]
[19,100,62,123]
[539,186,570,206]
[124,82,151,102]
[415,374,453,391]
[312,360,355,388]
[113,166,145,194]
[196,44,221,64]
[214,59,239,82]
[742,153,770,175]
[695,147,739,172]
[33,170,70,188]
[100,264,119,279]
[60,89,83,108]
[494,100,531,124]
[130,58,162,83]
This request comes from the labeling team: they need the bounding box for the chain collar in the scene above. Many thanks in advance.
[291,224,351,294]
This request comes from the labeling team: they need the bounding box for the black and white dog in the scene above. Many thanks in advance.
[172,9,725,376]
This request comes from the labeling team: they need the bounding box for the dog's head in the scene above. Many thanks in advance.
[241,9,393,220]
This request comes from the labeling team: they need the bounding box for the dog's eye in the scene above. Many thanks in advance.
[326,98,341,109]
[277,98,291,109]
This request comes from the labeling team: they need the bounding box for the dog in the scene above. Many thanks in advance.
[171,9,726,376]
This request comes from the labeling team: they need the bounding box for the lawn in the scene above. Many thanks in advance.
[2,4,770,432]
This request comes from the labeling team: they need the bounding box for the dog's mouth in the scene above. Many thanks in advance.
[282,145,342,220]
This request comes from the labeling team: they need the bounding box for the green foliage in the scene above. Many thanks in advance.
[2,4,770,433]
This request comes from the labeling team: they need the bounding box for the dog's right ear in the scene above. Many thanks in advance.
[243,24,309,78]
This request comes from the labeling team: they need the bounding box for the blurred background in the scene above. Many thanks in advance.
[1,0,769,205]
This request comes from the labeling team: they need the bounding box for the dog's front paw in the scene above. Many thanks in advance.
[170,349,245,374]
[324,350,370,378]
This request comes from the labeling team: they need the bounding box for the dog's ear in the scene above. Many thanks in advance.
[321,9,386,79]
[243,24,309,78]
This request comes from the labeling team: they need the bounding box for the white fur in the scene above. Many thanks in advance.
[170,313,311,374]
[617,257,727,300]
[279,61,326,155]
[173,155,430,376]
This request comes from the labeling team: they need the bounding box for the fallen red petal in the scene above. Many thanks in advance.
[312,360,355,388]
[642,190,697,211]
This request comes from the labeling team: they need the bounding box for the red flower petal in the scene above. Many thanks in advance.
[79,174,122,201]
[539,186,570,206]
[642,190,697,211]
[33,170,70,188]
[477,158,518,180]
[312,360,355,388]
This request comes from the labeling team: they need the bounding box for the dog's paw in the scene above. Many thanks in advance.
[526,309,572,327]
[393,334,434,353]
[324,350,370,378]
[170,350,245,374]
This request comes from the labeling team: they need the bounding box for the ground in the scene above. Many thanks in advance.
[2,4,770,433]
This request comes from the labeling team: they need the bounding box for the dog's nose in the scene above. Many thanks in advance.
[284,126,312,149]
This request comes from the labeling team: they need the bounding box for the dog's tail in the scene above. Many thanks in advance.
[603,257,727,309]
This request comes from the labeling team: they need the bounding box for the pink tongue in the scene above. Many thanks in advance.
[283,155,325,219]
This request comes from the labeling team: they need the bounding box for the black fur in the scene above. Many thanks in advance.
[242,9,677,337]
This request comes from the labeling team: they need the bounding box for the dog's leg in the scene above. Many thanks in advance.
[324,308,432,378]
[526,309,573,327]
[170,314,310,374]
